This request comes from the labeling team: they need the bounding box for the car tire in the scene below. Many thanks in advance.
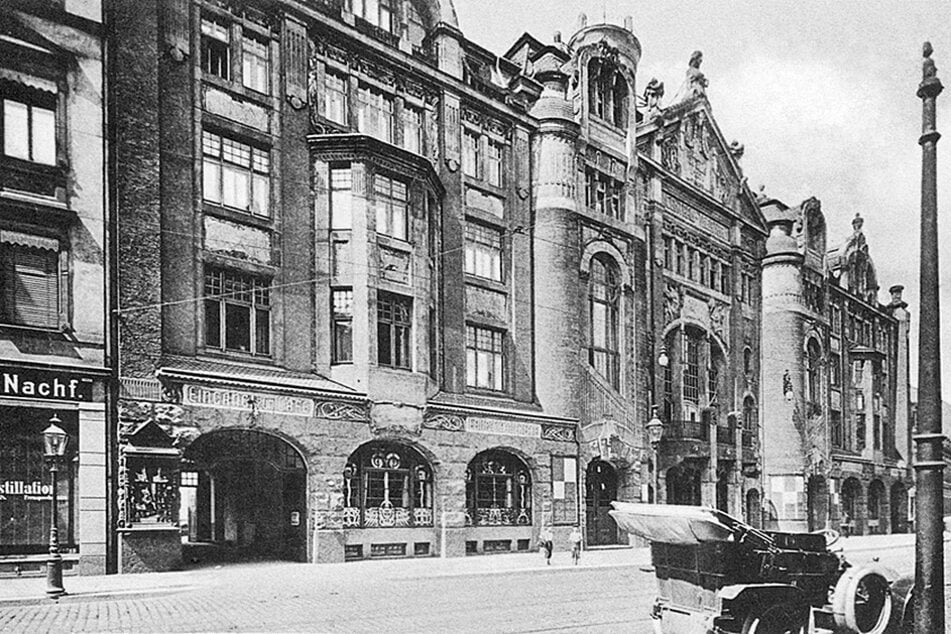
[740,604,808,634]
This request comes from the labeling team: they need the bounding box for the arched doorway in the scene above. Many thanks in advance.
[841,477,862,536]
[746,489,762,529]
[867,479,886,535]
[807,476,829,531]
[181,429,307,562]
[890,482,908,533]
[666,462,701,506]
[586,459,618,546]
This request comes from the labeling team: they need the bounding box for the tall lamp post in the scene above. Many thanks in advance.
[914,41,944,633]
[646,407,665,504]
[42,416,69,599]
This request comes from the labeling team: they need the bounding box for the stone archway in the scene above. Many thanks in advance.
[181,428,308,563]
[585,459,618,546]
[890,482,908,534]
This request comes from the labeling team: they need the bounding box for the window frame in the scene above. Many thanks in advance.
[588,255,621,389]
[329,165,352,230]
[241,34,270,95]
[374,173,408,240]
[462,129,481,179]
[466,451,532,527]
[203,267,271,356]
[200,17,232,81]
[466,325,504,391]
[376,291,412,370]
[357,85,395,143]
[2,96,57,166]
[332,288,354,364]
[0,239,63,330]
[202,130,271,217]
[464,221,503,282]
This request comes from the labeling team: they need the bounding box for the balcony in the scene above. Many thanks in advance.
[666,419,708,441]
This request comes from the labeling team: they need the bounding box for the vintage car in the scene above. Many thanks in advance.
[610,502,914,633]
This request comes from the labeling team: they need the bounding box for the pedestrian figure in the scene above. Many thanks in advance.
[570,526,582,565]
[540,527,553,565]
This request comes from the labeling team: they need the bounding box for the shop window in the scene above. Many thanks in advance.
[332,288,353,364]
[3,96,56,166]
[201,17,231,80]
[203,268,271,356]
[466,449,532,526]
[330,165,352,230]
[374,173,408,240]
[466,325,504,391]
[401,105,423,155]
[588,254,620,389]
[357,86,395,143]
[241,35,269,94]
[0,409,78,553]
[0,235,62,330]
[323,72,348,125]
[119,422,180,526]
[377,291,411,369]
[464,222,502,281]
[202,130,270,216]
[342,442,433,528]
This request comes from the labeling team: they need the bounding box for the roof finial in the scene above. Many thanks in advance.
[686,50,708,96]
[923,41,937,80]
[852,212,864,232]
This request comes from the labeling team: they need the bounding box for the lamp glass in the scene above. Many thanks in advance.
[646,416,665,445]
[658,349,669,368]
[42,419,69,458]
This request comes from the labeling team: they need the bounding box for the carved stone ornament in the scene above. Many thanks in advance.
[422,413,465,432]
[664,283,683,324]
[516,186,529,200]
[445,158,460,173]
[708,300,727,339]
[541,424,575,443]
[287,95,306,110]
[316,400,369,421]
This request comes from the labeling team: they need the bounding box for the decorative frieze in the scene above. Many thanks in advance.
[422,413,465,431]
[316,400,369,421]
[541,424,575,442]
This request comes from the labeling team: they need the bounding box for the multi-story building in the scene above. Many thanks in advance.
[0,1,110,575]
[761,199,913,535]
[109,0,765,569]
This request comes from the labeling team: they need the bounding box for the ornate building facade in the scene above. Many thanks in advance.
[761,199,913,535]
[108,0,766,570]
[0,2,111,575]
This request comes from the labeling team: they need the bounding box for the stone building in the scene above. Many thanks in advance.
[109,0,766,570]
[761,199,913,535]
[0,1,111,575]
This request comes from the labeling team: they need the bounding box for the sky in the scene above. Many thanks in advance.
[454,0,951,402]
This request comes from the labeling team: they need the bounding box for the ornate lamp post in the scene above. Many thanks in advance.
[914,41,944,633]
[42,416,69,599]
[646,407,665,504]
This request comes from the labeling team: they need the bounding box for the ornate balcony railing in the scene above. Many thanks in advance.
[666,419,709,441]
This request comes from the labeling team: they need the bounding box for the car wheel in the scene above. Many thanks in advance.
[741,604,808,634]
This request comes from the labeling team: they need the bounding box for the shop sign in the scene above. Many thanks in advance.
[0,480,53,501]
[0,367,95,402]
[182,385,315,417]
[465,417,540,438]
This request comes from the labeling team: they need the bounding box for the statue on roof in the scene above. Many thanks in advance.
[643,77,665,111]
[923,41,937,80]
[686,50,708,96]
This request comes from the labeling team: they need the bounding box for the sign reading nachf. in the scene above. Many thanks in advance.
[0,367,95,402]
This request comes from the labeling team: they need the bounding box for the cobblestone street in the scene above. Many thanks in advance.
[0,534,932,633]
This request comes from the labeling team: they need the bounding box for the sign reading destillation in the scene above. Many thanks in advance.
[0,480,53,500]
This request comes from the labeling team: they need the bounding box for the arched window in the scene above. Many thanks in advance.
[743,347,753,375]
[587,58,629,130]
[588,255,620,388]
[465,449,531,526]
[806,339,822,405]
[342,442,433,528]
[742,396,756,447]
[867,479,884,521]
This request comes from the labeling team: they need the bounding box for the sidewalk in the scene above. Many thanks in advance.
[0,545,650,606]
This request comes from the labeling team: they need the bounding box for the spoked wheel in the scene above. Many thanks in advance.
[852,574,891,633]
[741,604,808,634]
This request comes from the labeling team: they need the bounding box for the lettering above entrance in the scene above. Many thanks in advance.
[0,367,98,402]
[182,385,315,417]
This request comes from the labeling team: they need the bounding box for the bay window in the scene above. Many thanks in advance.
[377,291,411,369]
[332,288,353,364]
[374,173,407,240]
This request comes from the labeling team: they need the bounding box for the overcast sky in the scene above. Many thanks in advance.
[455,0,951,402]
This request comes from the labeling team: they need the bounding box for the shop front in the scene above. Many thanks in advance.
[0,366,108,575]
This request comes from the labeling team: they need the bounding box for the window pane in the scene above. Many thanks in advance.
[242,37,269,94]
[203,159,221,203]
[330,167,352,229]
[251,173,269,216]
[3,100,29,160]
[333,321,353,363]
[254,307,270,354]
[377,319,392,366]
[31,106,56,165]
[225,303,251,351]
[223,165,249,210]
[204,298,221,348]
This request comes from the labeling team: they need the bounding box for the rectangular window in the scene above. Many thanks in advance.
[330,166,352,230]
[830,352,841,386]
[201,18,231,80]
[720,265,731,295]
[332,288,353,364]
[487,140,503,187]
[464,222,502,281]
[401,105,423,155]
[242,36,269,94]
[873,413,881,450]
[202,130,270,216]
[663,236,672,270]
[3,99,56,165]
[831,410,843,449]
[687,248,696,281]
[357,86,395,143]
[374,174,408,240]
[324,72,348,125]
[204,268,270,355]
[428,307,438,378]
[710,260,719,290]
[676,242,685,276]
[463,130,480,178]
[684,336,700,402]
[0,242,60,329]
[699,254,708,286]
[856,413,867,451]
[377,292,412,369]
[466,325,504,391]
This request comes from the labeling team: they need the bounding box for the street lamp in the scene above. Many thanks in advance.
[646,407,665,504]
[42,416,68,599]
[657,345,669,369]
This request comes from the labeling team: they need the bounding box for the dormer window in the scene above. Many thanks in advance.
[588,58,628,130]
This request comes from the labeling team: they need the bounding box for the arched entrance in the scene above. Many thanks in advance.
[890,482,908,533]
[867,479,886,535]
[180,429,307,562]
[585,459,618,546]
[841,477,862,536]
[746,489,762,529]
[666,462,702,506]
[807,476,829,531]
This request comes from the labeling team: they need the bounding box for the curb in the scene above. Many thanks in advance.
[0,585,195,607]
